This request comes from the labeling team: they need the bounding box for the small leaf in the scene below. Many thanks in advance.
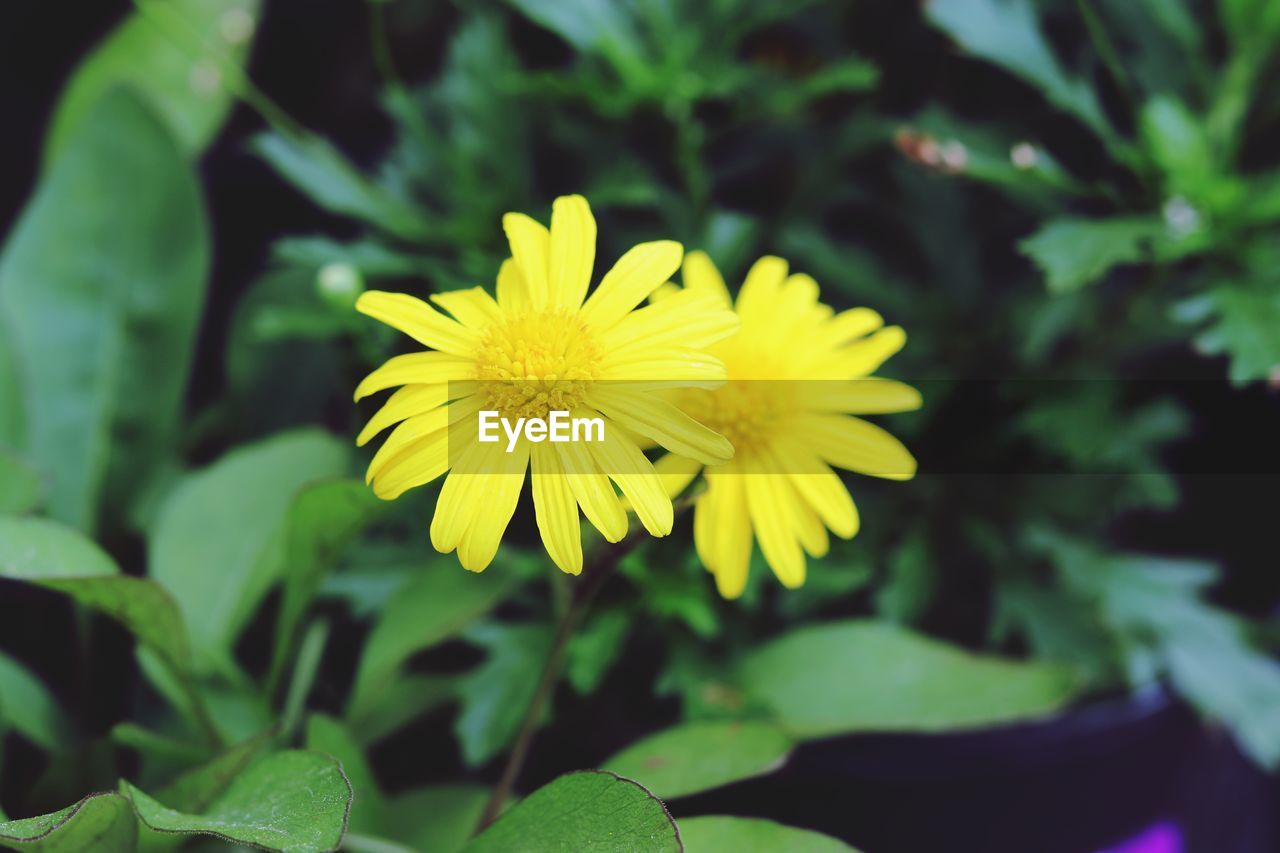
[45,0,262,162]
[1182,282,1280,385]
[1019,217,1163,293]
[383,786,488,853]
[738,620,1079,738]
[455,623,553,767]
[0,793,137,851]
[925,0,1109,138]
[0,452,43,516]
[271,480,384,684]
[677,816,858,852]
[0,650,73,752]
[348,564,517,721]
[500,0,641,57]
[307,714,386,834]
[605,721,793,800]
[465,771,680,853]
[566,608,631,695]
[149,429,349,672]
[126,751,353,852]
[0,516,195,682]
[252,132,438,243]
[0,88,210,532]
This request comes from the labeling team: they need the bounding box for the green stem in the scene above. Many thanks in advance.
[472,534,643,833]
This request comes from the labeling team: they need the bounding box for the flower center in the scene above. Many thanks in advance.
[474,308,603,419]
[678,380,795,461]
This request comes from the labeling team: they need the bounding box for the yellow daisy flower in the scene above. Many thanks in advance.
[653,252,921,598]
[353,196,738,575]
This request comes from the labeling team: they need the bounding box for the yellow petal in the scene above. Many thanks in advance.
[456,443,528,572]
[790,488,830,558]
[531,443,583,575]
[830,326,907,377]
[652,452,703,499]
[369,426,450,499]
[695,474,752,598]
[366,395,481,485]
[744,471,805,588]
[503,213,551,307]
[588,388,733,465]
[429,442,495,554]
[599,349,726,385]
[682,250,732,306]
[556,441,627,543]
[796,414,917,480]
[649,282,681,303]
[354,352,474,400]
[580,241,683,331]
[734,256,788,321]
[548,195,596,309]
[585,427,673,537]
[356,291,478,356]
[602,289,739,353]
[430,287,501,331]
[825,307,884,343]
[496,258,531,313]
[798,378,923,415]
[357,384,449,446]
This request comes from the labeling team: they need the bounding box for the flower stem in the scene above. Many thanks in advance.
[473,534,641,833]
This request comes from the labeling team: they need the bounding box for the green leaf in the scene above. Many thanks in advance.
[0,516,195,683]
[455,623,553,767]
[1019,217,1163,293]
[0,651,72,752]
[148,733,275,814]
[465,771,679,853]
[0,332,23,451]
[306,715,386,834]
[45,0,261,162]
[149,429,349,672]
[738,621,1080,738]
[566,608,631,695]
[500,0,642,58]
[0,793,137,852]
[348,563,517,721]
[677,816,858,852]
[604,721,793,799]
[271,480,384,685]
[925,0,1109,138]
[383,787,488,853]
[251,133,438,243]
[1181,282,1280,385]
[126,751,353,852]
[0,452,42,516]
[0,88,210,533]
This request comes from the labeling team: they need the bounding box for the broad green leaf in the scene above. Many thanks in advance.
[501,0,642,57]
[383,787,488,853]
[149,429,349,671]
[678,816,857,852]
[925,0,1108,138]
[0,88,209,533]
[0,517,195,682]
[0,650,72,752]
[148,734,274,814]
[348,564,517,721]
[126,751,353,852]
[0,793,136,852]
[0,452,42,515]
[306,714,386,834]
[1181,283,1280,385]
[271,480,384,684]
[465,771,679,853]
[455,623,553,767]
[45,0,261,162]
[251,133,438,243]
[738,621,1079,738]
[604,721,793,799]
[1019,217,1163,293]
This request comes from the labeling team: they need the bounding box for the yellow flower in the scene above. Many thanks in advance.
[653,252,921,598]
[354,196,737,575]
